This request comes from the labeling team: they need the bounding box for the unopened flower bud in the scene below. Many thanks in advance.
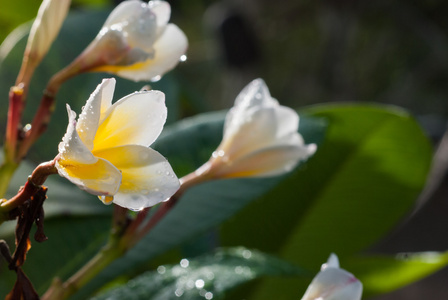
[19,0,71,84]
[301,254,363,300]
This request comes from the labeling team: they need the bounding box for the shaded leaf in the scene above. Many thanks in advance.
[346,251,448,297]
[91,247,306,300]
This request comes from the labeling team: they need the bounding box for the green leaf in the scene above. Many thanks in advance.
[346,252,448,297]
[0,216,111,295]
[91,247,307,300]
[217,104,432,299]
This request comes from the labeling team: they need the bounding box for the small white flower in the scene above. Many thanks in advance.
[204,79,316,179]
[301,254,363,300]
[78,0,187,82]
[55,78,179,210]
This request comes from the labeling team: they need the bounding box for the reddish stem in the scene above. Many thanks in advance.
[129,168,212,246]
[5,85,25,162]
[0,160,57,213]
[17,92,56,161]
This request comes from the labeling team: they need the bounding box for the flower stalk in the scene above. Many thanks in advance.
[0,160,58,217]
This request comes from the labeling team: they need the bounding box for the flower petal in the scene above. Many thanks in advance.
[147,0,171,28]
[116,24,188,81]
[221,79,298,159]
[93,145,180,210]
[322,253,340,270]
[93,90,167,150]
[233,78,276,110]
[103,0,145,28]
[76,78,116,149]
[124,5,158,52]
[224,79,277,135]
[55,157,122,196]
[213,143,316,178]
[58,104,97,164]
[301,254,363,300]
[99,78,116,121]
[220,105,300,161]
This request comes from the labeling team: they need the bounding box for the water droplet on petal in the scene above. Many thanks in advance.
[212,150,225,158]
[151,75,161,82]
[180,54,187,62]
[98,195,114,205]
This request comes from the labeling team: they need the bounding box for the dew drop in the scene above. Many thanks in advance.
[195,279,205,289]
[180,258,189,268]
[180,54,187,62]
[174,288,184,297]
[129,206,143,212]
[242,249,252,259]
[157,266,166,274]
[24,124,32,132]
[151,75,161,82]
[205,292,213,300]
[98,196,114,205]
[212,150,225,158]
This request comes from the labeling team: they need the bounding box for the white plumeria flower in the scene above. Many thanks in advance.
[55,78,179,211]
[77,0,187,82]
[202,79,316,179]
[301,254,363,300]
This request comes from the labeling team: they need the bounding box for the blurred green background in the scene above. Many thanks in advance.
[1,0,448,299]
